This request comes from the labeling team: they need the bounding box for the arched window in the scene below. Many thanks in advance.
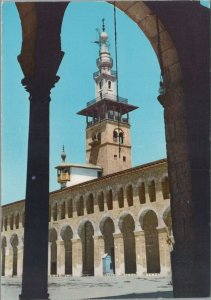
[161,176,170,199]
[113,130,118,142]
[97,132,101,142]
[4,217,7,231]
[113,129,124,144]
[108,81,111,89]
[139,183,146,204]
[148,180,156,202]
[119,131,124,144]
[126,185,133,207]
[77,196,84,217]
[87,194,94,214]
[15,214,19,229]
[99,81,102,89]
[53,203,58,221]
[10,214,14,230]
[67,199,73,218]
[106,190,113,210]
[118,187,124,208]
[98,192,104,212]
[61,202,66,219]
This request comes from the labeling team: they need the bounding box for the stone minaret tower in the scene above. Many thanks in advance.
[77,21,138,175]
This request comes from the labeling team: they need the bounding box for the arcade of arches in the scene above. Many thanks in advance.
[2,160,172,277]
[3,1,210,298]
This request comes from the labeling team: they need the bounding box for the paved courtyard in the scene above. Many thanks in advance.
[1,276,173,300]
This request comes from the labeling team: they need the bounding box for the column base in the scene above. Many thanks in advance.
[19,293,50,300]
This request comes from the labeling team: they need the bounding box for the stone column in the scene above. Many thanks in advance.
[159,85,198,295]
[5,246,13,276]
[17,244,24,276]
[57,240,65,275]
[113,232,124,275]
[157,227,171,276]
[16,2,68,299]
[48,242,51,276]
[72,238,82,276]
[134,231,147,276]
[94,234,104,276]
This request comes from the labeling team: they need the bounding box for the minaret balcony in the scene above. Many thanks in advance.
[86,115,130,128]
[86,93,128,107]
[93,70,117,79]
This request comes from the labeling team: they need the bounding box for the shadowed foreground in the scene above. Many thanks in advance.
[2,276,173,300]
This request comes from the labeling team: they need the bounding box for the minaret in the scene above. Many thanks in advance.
[55,146,70,189]
[77,20,138,175]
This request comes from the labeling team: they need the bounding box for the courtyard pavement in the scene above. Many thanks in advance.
[1,275,173,300]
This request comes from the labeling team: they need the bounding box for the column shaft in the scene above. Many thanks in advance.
[72,239,82,276]
[113,233,124,275]
[17,245,24,276]
[57,240,65,275]
[20,96,50,299]
[157,228,171,276]
[94,235,104,276]
[134,231,147,275]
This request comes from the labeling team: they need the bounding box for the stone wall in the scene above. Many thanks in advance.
[1,159,172,277]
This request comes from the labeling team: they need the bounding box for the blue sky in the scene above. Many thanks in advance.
[5,1,203,204]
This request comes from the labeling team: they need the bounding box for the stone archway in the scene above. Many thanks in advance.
[49,228,57,275]
[61,225,73,275]
[10,234,19,276]
[78,221,94,276]
[119,213,136,274]
[100,217,115,274]
[15,2,210,297]
[142,210,160,274]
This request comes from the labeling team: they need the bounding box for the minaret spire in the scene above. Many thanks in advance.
[102,18,105,32]
[61,145,66,162]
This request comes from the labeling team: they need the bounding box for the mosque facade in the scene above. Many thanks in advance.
[1,25,172,278]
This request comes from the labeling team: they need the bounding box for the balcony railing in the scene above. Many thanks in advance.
[86,93,128,107]
[93,70,117,78]
[87,116,129,128]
